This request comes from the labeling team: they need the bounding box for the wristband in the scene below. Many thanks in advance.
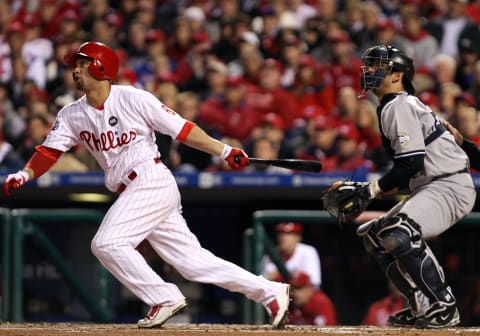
[18,170,29,183]
[221,144,232,159]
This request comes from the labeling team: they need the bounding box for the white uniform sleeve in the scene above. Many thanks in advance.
[42,109,78,152]
[136,90,187,139]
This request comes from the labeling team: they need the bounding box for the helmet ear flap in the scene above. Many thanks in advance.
[88,59,105,80]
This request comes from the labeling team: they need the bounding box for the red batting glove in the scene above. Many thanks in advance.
[222,145,249,170]
[4,170,29,196]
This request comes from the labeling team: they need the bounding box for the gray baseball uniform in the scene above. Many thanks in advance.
[377,92,476,238]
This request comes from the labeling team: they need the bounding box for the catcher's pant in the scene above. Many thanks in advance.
[91,160,283,306]
[386,172,475,239]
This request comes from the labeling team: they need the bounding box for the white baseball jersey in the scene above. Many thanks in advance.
[43,85,186,192]
[262,243,322,287]
[42,84,285,309]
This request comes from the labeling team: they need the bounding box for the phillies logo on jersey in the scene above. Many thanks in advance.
[79,130,137,151]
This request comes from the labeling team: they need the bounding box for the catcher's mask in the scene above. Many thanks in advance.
[360,45,415,95]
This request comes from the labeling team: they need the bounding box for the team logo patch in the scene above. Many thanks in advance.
[51,120,59,130]
[109,116,118,126]
[398,133,410,146]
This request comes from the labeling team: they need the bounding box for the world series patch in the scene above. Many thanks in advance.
[398,133,410,146]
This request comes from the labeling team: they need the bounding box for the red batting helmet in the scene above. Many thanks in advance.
[64,41,119,81]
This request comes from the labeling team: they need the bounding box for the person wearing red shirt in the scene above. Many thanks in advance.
[245,58,297,129]
[199,76,260,141]
[291,54,336,120]
[322,122,375,173]
[362,282,406,326]
[288,271,337,326]
[321,31,362,103]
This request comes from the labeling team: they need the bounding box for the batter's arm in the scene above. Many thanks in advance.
[179,123,225,157]
[178,123,249,169]
[4,145,63,196]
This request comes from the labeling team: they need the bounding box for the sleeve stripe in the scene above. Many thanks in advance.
[175,120,196,142]
[394,150,425,159]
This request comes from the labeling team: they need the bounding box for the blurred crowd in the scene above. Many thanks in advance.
[1,0,480,174]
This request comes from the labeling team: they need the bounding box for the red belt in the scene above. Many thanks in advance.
[117,158,161,194]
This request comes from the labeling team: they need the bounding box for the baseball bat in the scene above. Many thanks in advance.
[248,158,323,172]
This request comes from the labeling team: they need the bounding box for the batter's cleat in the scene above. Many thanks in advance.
[137,300,187,328]
[414,301,460,329]
[388,307,421,327]
[265,284,291,329]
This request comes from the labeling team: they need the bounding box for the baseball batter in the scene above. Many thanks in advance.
[356,45,476,328]
[3,41,290,328]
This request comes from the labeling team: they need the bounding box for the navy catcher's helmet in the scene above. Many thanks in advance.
[360,45,415,94]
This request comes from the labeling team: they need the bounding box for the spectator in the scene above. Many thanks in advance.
[22,12,54,89]
[210,18,239,65]
[351,1,382,55]
[246,112,293,159]
[59,9,86,44]
[302,15,330,63]
[199,76,259,142]
[362,281,406,326]
[0,82,25,147]
[280,36,306,88]
[323,30,363,101]
[0,110,25,171]
[286,0,317,29]
[170,92,212,172]
[438,82,462,122]
[290,55,335,121]
[455,37,479,91]
[124,20,149,69]
[375,18,408,53]
[334,86,360,123]
[401,11,439,72]
[245,137,290,174]
[237,48,264,86]
[288,271,337,326]
[469,60,480,110]
[90,14,122,50]
[355,99,389,171]
[426,0,480,59]
[262,222,322,288]
[322,122,376,173]
[245,58,297,129]
[454,100,480,146]
[296,114,338,163]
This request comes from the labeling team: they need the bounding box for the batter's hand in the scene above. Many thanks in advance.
[4,170,29,196]
[223,146,249,170]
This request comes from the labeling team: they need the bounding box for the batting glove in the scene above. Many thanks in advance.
[221,144,249,170]
[4,170,29,196]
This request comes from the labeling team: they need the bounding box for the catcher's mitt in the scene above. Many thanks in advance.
[323,181,373,223]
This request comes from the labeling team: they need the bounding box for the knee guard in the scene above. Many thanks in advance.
[377,213,451,303]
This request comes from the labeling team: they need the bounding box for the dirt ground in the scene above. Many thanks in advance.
[0,324,480,336]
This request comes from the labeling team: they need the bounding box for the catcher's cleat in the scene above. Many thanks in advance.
[414,301,460,329]
[265,283,291,329]
[388,308,422,327]
[137,300,187,328]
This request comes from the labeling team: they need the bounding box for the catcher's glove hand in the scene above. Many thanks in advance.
[323,181,375,223]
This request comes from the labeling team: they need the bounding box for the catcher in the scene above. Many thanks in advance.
[324,45,475,328]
